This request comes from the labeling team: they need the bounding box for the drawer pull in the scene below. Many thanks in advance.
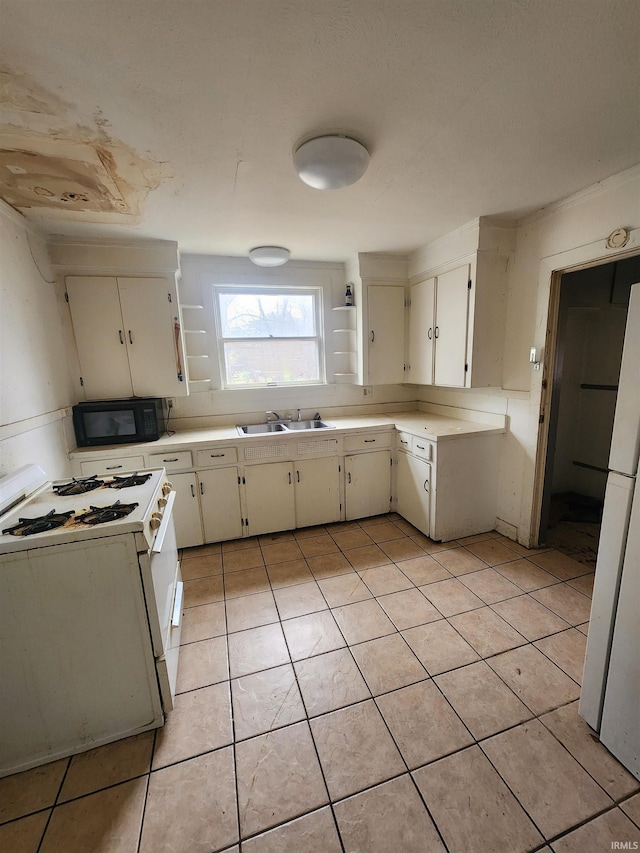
[190,484,195,497]
[416,444,425,450]
[163,457,179,462]
[210,453,225,458]
[400,439,409,445]
[106,464,123,470]
[423,479,429,492]
[364,439,376,443]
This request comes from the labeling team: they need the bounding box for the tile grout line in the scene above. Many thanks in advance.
[10,522,606,849]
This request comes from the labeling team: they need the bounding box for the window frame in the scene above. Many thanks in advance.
[212,283,325,389]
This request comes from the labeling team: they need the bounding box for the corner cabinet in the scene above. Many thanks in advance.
[396,447,431,537]
[65,275,188,399]
[344,432,392,519]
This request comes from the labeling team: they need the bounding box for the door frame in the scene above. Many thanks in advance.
[528,228,640,546]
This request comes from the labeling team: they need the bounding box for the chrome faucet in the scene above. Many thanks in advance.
[265,411,281,423]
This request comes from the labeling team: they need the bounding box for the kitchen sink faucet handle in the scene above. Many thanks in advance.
[313,411,321,420]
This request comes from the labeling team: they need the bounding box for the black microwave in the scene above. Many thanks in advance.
[72,398,166,446]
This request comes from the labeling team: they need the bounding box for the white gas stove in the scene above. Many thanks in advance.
[0,465,170,555]
[0,465,182,777]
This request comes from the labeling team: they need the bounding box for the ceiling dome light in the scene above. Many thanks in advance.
[248,246,291,267]
[293,135,369,190]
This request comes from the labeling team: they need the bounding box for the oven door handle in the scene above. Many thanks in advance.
[151,490,176,554]
[171,580,184,628]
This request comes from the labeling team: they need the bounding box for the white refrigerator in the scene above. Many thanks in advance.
[580,281,640,780]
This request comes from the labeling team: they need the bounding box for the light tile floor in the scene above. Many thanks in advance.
[2,517,639,852]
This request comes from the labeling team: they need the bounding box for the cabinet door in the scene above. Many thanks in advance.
[434,265,470,387]
[409,277,435,385]
[396,452,431,537]
[117,277,185,397]
[171,473,204,549]
[244,462,295,537]
[199,467,243,543]
[345,451,391,520]
[368,285,405,385]
[66,276,133,398]
[295,457,341,528]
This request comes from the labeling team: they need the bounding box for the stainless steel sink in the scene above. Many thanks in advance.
[236,420,334,436]
[237,423,288,435]
[285,420,334,431]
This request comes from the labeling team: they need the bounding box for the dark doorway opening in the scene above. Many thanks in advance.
[538,254,640,567]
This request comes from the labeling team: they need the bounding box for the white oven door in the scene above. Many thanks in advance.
[143,490,182,711]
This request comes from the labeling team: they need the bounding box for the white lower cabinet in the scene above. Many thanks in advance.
[198,467,243,543]
[244,457,341,535]
[244,462,296,537]
[345,450,391,520]
[396,451,431,537]
[294,458,341,528]
[172,468,242,548]
[171,473,204,549]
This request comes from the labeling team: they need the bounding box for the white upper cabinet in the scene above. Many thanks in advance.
[66,275,188,399]
[409,265,470,387]
[408,276,435,386]
[367,284,406,385]
[408,217,516,388]
[66,276,132,399]
[433,264,470,387]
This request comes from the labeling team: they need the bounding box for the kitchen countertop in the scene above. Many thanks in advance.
[69,410,505,458]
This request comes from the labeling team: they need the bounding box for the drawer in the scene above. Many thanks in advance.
[80,455,145,476]
[412,438,433,461]
[195,446,238,467]
[396,431,412,451]
[343,432,392,452]
[148,451,193,471]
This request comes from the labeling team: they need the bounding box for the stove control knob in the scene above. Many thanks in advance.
[158,497,168,508]
[162,482,173,496]
[150,512,163,530]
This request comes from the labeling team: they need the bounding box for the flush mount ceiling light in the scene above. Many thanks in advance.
[248,246,291,267]
[293,135,369,190]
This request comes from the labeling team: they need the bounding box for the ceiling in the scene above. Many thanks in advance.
[1,0,639,262]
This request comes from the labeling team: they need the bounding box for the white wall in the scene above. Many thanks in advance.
[0,202,75,479]
[410,165,640,544]
[171,253,414,430]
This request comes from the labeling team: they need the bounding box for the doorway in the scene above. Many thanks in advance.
[538,254,640,567]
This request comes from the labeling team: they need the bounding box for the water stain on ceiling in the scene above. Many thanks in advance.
[0,69,170,223]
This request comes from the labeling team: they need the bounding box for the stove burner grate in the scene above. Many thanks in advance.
[2,509,75,536]
[107,472,152,490]
[76,501,139,525]
[53,475,105,496]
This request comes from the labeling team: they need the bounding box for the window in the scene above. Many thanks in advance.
[214,286,324,388]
